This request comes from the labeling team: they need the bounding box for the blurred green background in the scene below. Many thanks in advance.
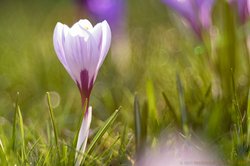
[0,0,173,133]
[0,0,250,165]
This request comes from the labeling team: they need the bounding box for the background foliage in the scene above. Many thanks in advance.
[0,0,250,165]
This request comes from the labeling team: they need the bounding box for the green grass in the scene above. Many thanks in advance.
[0,0,250,165]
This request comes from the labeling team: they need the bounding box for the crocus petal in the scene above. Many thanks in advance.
[162,0,195,22]
[78,19,94,30]
[230,0,250,23]
[64,27,99,87]
[162,0,200,36]
[53,23,71,73]
[162,0,214,38]
[98,21,112,69]
[63,33,87,84]
[76,106,92,165]
[239,0,249,23]
[199,0,214,28]
[248,0,250,14]
[53,19,111,101]
[90,20,111,76]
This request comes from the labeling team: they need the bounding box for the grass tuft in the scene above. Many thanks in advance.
[83,107,121,164]
[46,92,60,161]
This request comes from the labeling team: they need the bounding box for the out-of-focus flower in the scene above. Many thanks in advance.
[138,134,224,166]
[53,19,111,160]
[53,19,111,104]
[230,0,250,23]
[162,0,215,38]
[75,0,125,30]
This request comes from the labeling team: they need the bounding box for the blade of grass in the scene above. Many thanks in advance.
[146,80,158,125]
[46,92,60,160]
[134,94,142,155]
[162,92,175,113]
[12,92,19,151]
[101,137,120,165]
[27,138,40,157]
[176,74,189,136]
[119,124,127,155]
[231,71,243,139]
[247,89,250,147]
[141,101,148,147]
[41,146,52,166]
[0,139,8,163]
[96,136,120,160]
[46,121,52,145]
[84,108,120,159]
[17,105,27,163]
[196,84,211,116]
[62,143,68,165]
[162,92,178,122]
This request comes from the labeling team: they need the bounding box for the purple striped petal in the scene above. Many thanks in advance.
[63,27,98,86]
[90,21,111,79]
[53,19,111,102]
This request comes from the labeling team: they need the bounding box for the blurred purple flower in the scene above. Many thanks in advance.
[76,0,125,30]
[230,0,250,23]
[53,19,111,104]
[162,0,215,37]
[138,134,224,166]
